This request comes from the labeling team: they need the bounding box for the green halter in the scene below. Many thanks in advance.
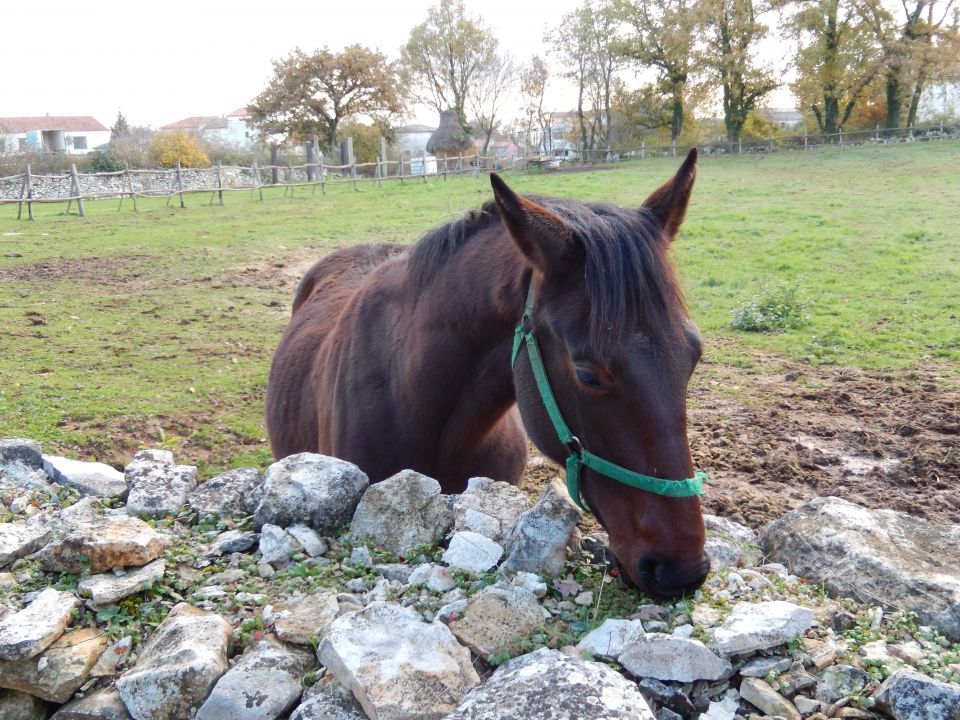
[511,287,706,511]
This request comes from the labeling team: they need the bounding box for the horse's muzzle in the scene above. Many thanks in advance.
[632,554,711,599]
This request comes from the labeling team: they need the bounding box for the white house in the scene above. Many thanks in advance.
[159,109,255,149]
[0,116,110,155]
[759,108,805,130]
[392,124,436,158]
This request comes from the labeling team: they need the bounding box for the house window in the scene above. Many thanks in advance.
[552,130,564,140]
[18,138,28,151]
[73,136,88,150]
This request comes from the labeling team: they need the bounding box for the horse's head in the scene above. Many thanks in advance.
[492,150,708,598]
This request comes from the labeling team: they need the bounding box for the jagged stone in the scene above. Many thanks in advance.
[815,664,871,704]
[0,688,48,720]
[704,514,763,568]
[502,478,580,577]
[286,524,328,557]
[449,584,544,659]
[0,439,43,469]
[90,636,133,677]
[318,601,479,720]
[273,591,340,646]
[43,455,127,498]
[636,677,698,717]
[290,676,367,720]
[442,531,503,574]
[36,515,171,573]
[77,559,165,609]
[575,618,644,659]
[740,678,801,720]
[196,636,314,720]
[451,477,530,543]
[873,668,960,720]
[0,521,51,568]
[408,563,457,593]
[207,529,259,555]
[445,647,656,720]
[255,453,368,535]
[711,601,815,656]
[187,467,261,517]
[0,627,108,702]
[259,524,299,565]
[115,603,231,720]
[0,588,79,661]
[619,633,731,682]
[124,452,197,518]
[761,496,960,641]
[50,685,133,719]
[350,469,452,556]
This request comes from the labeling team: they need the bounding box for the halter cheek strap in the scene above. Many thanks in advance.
[511,286,706,511]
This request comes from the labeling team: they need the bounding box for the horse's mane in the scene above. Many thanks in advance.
[408,195,685,356]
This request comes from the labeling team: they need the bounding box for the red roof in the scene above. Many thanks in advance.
[159,116,221,131]
[227,107,249,118]
[0,116,108,133]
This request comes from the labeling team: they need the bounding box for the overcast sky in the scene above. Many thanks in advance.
[3,0,792,130]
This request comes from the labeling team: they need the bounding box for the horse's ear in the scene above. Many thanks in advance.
[490,173,574,271]
[642,148,697,240]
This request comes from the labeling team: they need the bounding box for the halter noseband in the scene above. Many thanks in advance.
[511,285,706,511]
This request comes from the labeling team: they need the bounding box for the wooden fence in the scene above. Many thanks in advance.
[2,120,957,220]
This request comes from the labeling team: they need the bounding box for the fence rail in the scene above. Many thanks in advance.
[1,121,957,219]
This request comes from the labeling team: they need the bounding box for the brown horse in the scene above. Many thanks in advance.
[266,150,709,597]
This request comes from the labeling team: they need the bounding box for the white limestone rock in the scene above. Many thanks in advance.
[502,478,580,577]
[445,648,657,720]
[36,515,171,574]
[77,559,165,609]
[187,467,262,517]
[448,584,544,659]
[442,531,503,574]
[273,591,341,646]
[43,455,127,498]
[452,477,530,543]
[0,588,79,661]
[255,453,369,535]
[350,469,452,556]
[618,633,731,682]
[575,618,644,659]
[711,600,815,656]
[196,637,314,720]
[0,521,51,568]
[317,601,480,720]
[115,603,231,720]
[0,627,108,702]
[124,452,198,519]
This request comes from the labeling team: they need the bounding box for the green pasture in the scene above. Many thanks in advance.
[1,141,957,471]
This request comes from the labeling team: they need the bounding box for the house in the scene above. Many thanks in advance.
[392,124,436,158]
[918,82,960,122]
[759,108,805,130]
[0,116,110,155]
[159,109,255,149]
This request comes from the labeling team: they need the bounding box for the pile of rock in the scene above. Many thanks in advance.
[0,437,958,720]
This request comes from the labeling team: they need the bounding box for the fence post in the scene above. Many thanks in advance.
[68,163,85,217]
[804,132,808,150]
[17,163,34,220]
[175,161,185,208]
[839,128,844,145]
[672,139,676,158]
[352,158,358,191]
[270,144,279,185]
[319,152,326,195]
[641,141,645,159]
[738,138,742,155]
[252,161,263,201]
[305,139,316,183]
[215,160,223,206]
[908,124,914,140]
[285,162,293,197]
[421,153,428,183]
[875,124,880,141]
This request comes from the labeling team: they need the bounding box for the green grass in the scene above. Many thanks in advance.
[1,141,958,471]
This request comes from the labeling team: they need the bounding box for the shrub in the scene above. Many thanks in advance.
[148,130,210,168]
[85,149,126,173]
[731,282,810,332]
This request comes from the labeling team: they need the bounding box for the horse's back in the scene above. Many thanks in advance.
[266,243,406,458]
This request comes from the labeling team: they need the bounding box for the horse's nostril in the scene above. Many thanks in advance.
[637,555,710,599]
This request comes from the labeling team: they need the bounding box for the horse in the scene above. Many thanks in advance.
[265,149,709,598]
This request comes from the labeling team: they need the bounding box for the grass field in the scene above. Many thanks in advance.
[1,141,958,473]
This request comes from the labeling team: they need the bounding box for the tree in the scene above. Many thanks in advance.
[550,1,623,155]
[785,0,884,135]
[613,0,697,141]
[111,111,131,141]
[856,0,959,129]
[247,45,405,149]
[468,51,517,154]
[400,0,499,132]
[696,0,780,142]
[149,131,209,168]
[518,55,551,154]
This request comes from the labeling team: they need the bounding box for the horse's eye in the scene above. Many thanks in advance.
[575,368,603,389]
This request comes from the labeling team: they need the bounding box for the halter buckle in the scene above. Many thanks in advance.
[565,436,583,456]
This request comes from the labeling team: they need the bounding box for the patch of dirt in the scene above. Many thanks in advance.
[0,255,152,284]
[687,361,959,528]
